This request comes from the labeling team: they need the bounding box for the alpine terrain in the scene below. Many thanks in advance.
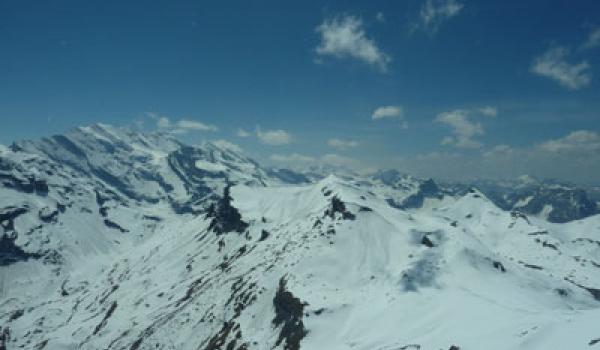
[1,124,600,350]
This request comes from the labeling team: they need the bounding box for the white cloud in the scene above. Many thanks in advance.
[531,47,592,90]
[372,105,403,120]
[538,130,600,153]
[483,144,515,158]
[270,153,316,163]
[583,28,600,50]
[327,138,359,150]
[176,119,218,132]
[418,0,464,33]
[315,15,391,71]
[390,129,600,184]
[256,127,292,145]
[236,128,251,137]
[479,106,498,117]
[375,12,385,23]
[435,109,490,149]
[150,113,218,134]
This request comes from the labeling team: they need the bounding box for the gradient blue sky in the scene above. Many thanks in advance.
[1,0,599,183]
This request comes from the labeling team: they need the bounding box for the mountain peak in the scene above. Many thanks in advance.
[2,125,600,350]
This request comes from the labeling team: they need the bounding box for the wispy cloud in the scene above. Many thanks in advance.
[538,130,600,153]
[372,105,408,128]
[236,128,251,137]
[176,119,218,132]
[372,105,403,120]
[531,47,592,90]
[582,28,600,50]
[315,14,391,71]
[417,0,464,33]
[328,138,359,150]
[149,113,218,134]
[478,106,498,117]
[435,107,496,149]
[256,127,292,145]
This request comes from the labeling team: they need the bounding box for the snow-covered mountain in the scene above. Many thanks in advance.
[2,125,600,350]
[460,176,599,223]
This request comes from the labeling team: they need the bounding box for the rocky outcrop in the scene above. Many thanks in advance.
[206,186,249,235]
[324,196,355,220]
[273,277,308,350]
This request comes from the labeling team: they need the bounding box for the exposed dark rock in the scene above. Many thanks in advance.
[35,339,49,349]
[167,146,219,198]
[528,230,548,236]
[510,211,530,224]
[312,218,322,228]
[313,308,325,315]
[565,278,600,302]
[207,186,249,235]
[0,205,29,231]
[203,321,235,350]
[493,261,506,273]
[259,230,270,242]
[0,234,41,266]
[142,215,162,222]
[0,167,48,196]
[60,281,69,296]
[93,301,117,335]
[0,327,10,350]
[324,196,355,220]
[386,198,403,210]
[8,309,24,322]
[522,263,543,270]
[589,338,600,346]
[421,235,435,248]
[449,346,460,350]
[42,250,63,265]
[273,277,308,350]
[38,207,59,223]
[57,203,66,213]
[572,238,600,247]
[103,219,129,233]
[542,241,558,250]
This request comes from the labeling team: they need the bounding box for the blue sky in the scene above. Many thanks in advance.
[1,0,599,183]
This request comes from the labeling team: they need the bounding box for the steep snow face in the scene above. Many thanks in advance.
[1,127,600,350]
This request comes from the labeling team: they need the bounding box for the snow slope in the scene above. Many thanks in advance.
[1,126,600,350]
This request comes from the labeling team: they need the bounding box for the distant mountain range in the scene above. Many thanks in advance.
[1,124,600,350]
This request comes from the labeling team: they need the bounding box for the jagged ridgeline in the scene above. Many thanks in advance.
[1,124,600,350]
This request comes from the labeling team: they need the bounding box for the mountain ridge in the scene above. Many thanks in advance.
[1,124,600,350]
